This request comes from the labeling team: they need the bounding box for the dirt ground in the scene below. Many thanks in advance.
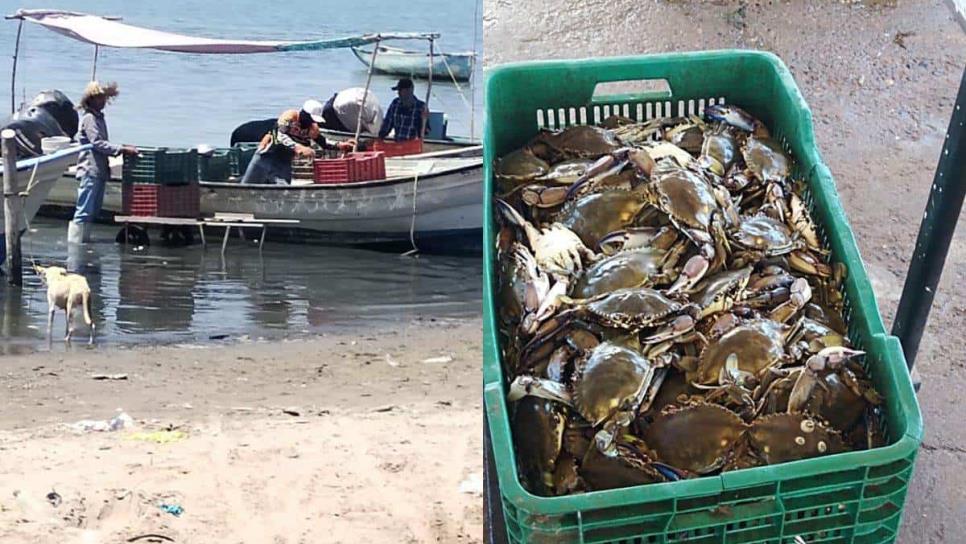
[0,317,483,543]
[484,0,966,542]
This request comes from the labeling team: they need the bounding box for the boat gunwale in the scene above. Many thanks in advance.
[197,160,481,190]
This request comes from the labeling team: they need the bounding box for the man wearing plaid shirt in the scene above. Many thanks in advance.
[378,78,429,141]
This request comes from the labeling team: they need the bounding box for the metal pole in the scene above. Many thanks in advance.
[91,44,98,80]
[3,128,23,285]
[10,18,23,114]
[353,38,380,152]
[421,38,434,139]
[892,65,966,370]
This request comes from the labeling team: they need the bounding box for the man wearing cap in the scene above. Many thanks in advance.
[241,99,355,185]
[378,78,429,141]
[70,81,139,244]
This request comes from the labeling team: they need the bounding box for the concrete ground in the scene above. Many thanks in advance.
[484,1,966,542]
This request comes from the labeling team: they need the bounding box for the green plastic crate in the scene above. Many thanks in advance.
[122,146,198,185]
[198,149,234,182]
[482,51,923,544]
[230,143,260,178]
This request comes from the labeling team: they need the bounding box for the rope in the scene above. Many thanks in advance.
[434,44,474,118]
[471,0,481,137]
[402,173,420,257]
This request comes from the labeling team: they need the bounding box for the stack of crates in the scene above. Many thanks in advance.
[312,151,386,184]
[122,147,200,217]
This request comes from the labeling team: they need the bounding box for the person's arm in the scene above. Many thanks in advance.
[378,101,396,139]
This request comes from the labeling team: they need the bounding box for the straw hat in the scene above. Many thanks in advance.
[78,81,119,110]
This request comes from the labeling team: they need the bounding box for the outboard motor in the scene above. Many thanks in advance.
[1,105,66,157]
[31,90,78,138]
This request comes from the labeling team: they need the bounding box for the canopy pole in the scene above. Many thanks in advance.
[471,0,480,138]
[3,129,23,285]
[353,38,380,152]
[91,45,99,80]
[421,37,434,139]
[10,18,23,114]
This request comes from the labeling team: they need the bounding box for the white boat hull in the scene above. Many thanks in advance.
[1,145,87,235]
[351,46,475,81]
[43,156,483,246]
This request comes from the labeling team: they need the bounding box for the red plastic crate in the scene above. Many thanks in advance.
[352,151,386,181]
[313,156,359,184]
[369,138,423,157]
[122,183,200,218]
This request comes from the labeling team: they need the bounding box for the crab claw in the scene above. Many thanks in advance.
[507,375,573,405]
[769,277,812,323]
[564,152,622,200]
[787,250,832,278]
[667,255,710,294]
[641,314,696,344]
[813,346,865,368]
[704,104,758,133]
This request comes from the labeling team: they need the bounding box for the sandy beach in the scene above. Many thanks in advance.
[0,317,483,543]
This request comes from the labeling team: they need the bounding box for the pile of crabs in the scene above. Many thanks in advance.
[493,104,886,497]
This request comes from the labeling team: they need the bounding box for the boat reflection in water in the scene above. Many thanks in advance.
[0,218,481,352]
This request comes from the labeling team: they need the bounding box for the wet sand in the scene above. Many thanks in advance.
[0,317,483,543]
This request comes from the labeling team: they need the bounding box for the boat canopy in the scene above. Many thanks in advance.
[7,9,438,54]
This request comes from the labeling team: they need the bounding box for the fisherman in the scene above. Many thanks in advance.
[321,88,383,135]
[378,78,429,142]
[241,99,355,185]
[69,81,139,244]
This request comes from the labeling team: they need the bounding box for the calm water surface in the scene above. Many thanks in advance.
[0,219,482,354]
[0,0,483,143]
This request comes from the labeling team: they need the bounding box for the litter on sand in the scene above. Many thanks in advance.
[91,373,129,380]
[421,355,454,364]
[158,503,184,517]
[70,411,134,432]
[127,430,188,444]
[458,473,484,495]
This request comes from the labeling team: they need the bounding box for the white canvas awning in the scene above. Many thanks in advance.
[8,9,438,54]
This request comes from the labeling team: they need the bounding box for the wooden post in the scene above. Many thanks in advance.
[2,128,22,285]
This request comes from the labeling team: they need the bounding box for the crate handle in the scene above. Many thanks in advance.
[591,79,673,104]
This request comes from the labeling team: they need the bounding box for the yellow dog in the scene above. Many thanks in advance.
[33,264,95,344]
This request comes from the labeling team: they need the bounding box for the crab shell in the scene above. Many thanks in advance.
[731,214,797,255]
[537,159,595,185]
[573,248,669,298]
[531,125,621,160]
[647,164,719,231]
[494,148,550,184]
[691,267,753,318]
[573,342,654,426]
[699,126,739,175]
[692,319,789,385]
[582,287,691,330]
[640,403,748,474]
[555,189,649,250]
[742,137,791,183]
[748,412,846,464]
[512,396,568,496]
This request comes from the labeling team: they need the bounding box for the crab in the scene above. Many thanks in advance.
[579,434,668,491]
[697,124,741,176]
[553,188,651,250]
[729,214,800,265]
[597,225,681,256]
[639,402,748,474]
[497,243,550,332]
[572,245,683,298]
[512,396,569,495]
[529,125,621,162]
[496,198,596,280]
[742,136,790,184]
[571,341,658,453]
[704,104,767,136]
[689,266,754,319]
[664,118,706,155]
[493,148,550,190]
[747,412,846,464]
[683,318,793,386]
[787,346,881,431]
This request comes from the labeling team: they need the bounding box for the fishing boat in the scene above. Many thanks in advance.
[351,45,474,81]
[8,9,483,249]
[0,144,87,236]
[43,148,483,246]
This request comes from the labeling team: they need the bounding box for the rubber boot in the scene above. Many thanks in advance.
[67,221,85,245]
[81,222,92,243]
